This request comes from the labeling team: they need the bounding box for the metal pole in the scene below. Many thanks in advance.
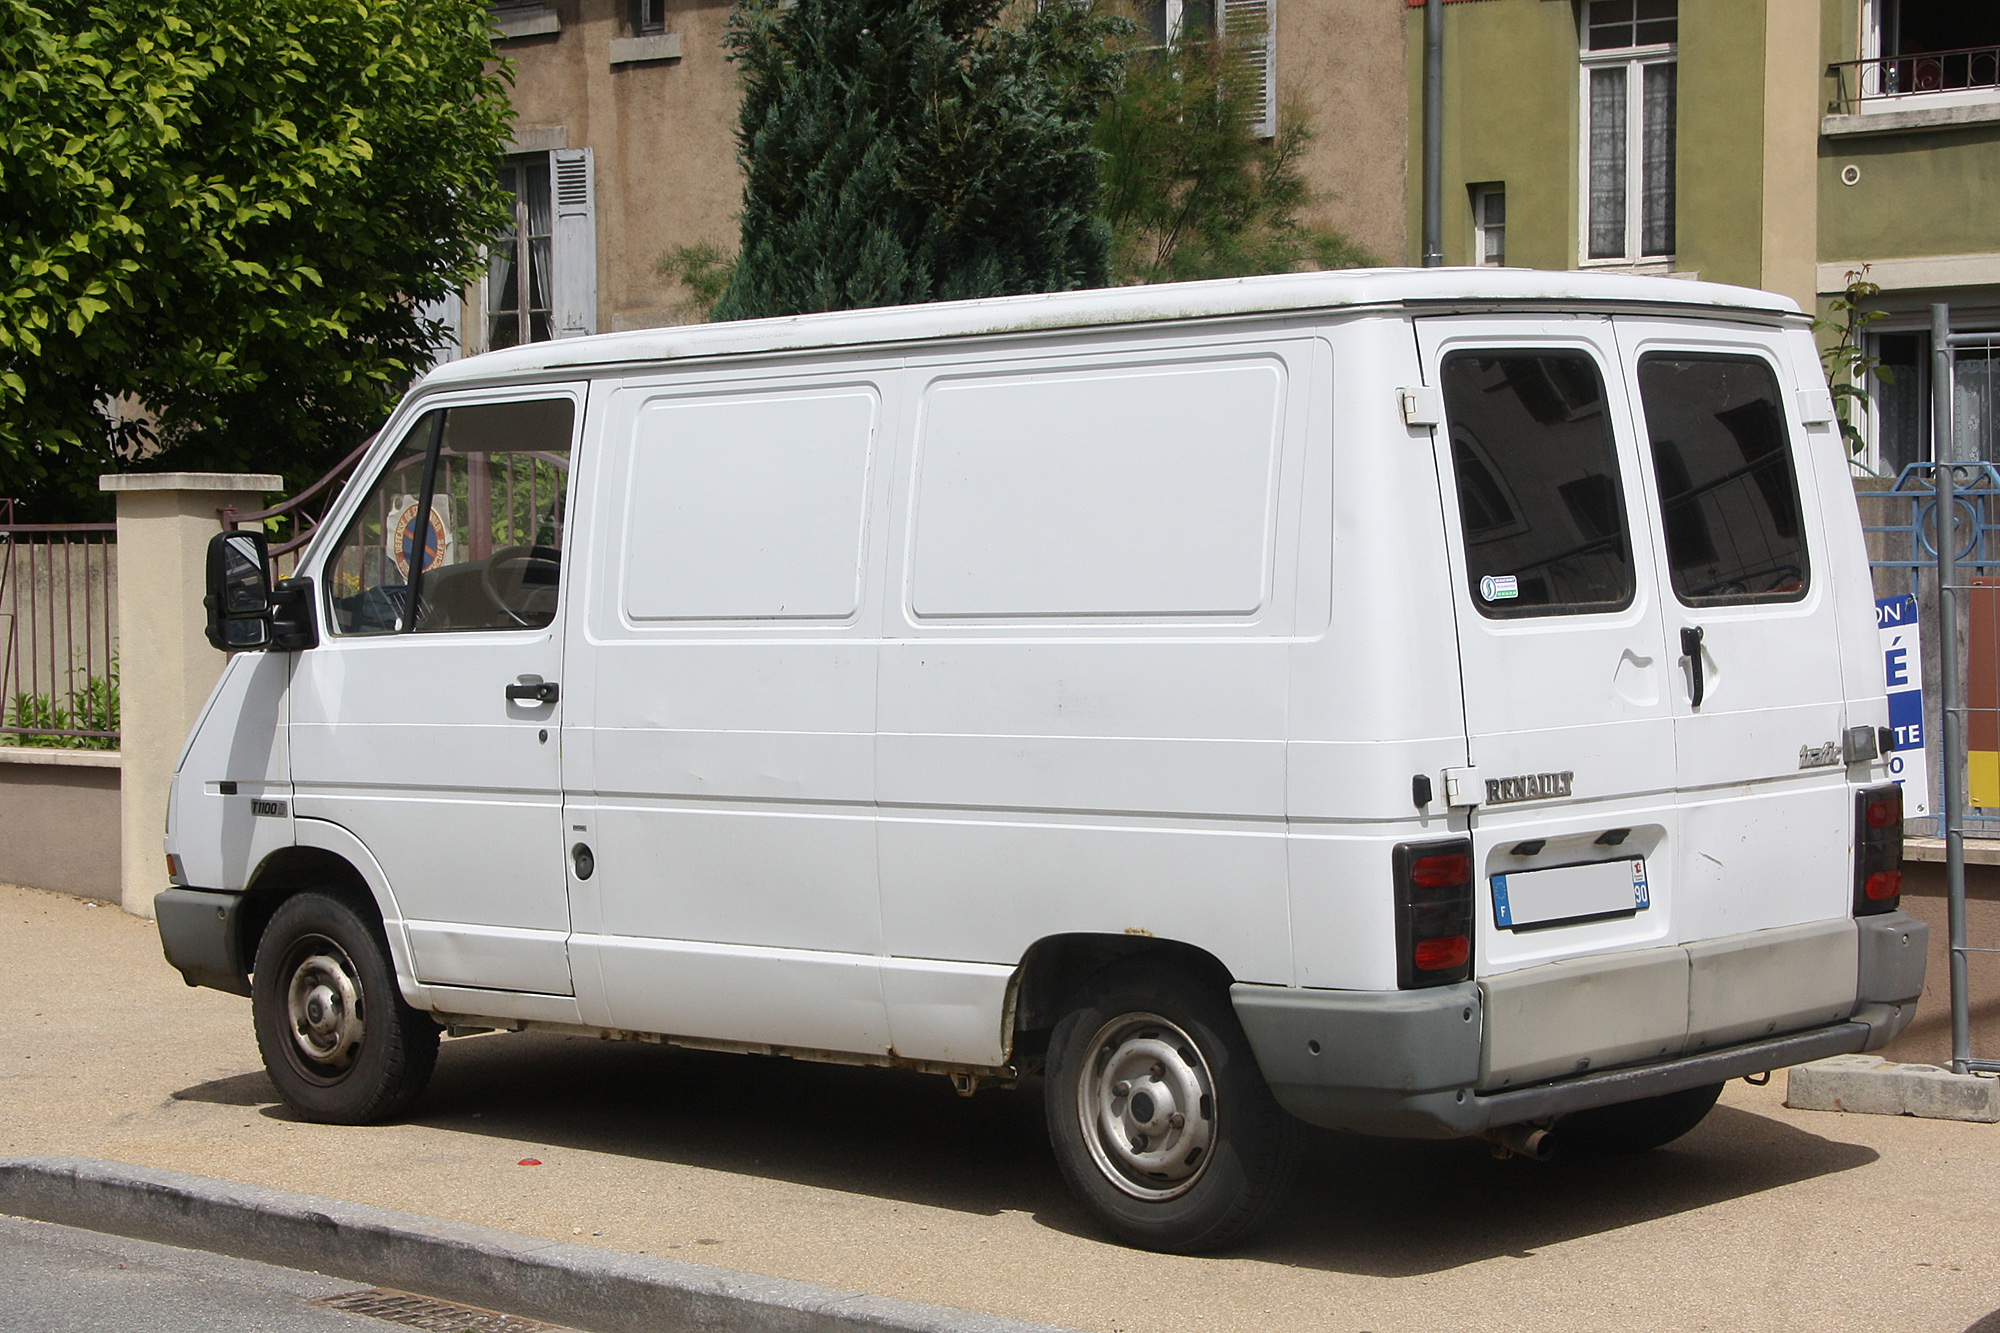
[1932,301,1972,1076]
[1422,0,1443,267]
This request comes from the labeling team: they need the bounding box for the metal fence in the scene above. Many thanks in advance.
[1858,304,1998,1077]
[1827,45,2000,112]
[0,509,118,750]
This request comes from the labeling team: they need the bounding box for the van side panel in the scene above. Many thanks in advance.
[875,331,1317,1059]
[1286,316,1471,993]
[566,363,901,1052]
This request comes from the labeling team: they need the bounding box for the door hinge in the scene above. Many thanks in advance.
[1443,765,1484,808]
[1399,385,1443,428]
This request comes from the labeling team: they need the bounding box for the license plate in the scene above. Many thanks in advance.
[1492,857,1649,931]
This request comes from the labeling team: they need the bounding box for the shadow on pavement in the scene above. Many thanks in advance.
[173,1032,1880,1272]
[1218,1103,1879,1276]
[1967,1313,2000,1333]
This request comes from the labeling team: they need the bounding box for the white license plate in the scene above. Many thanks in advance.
[1492,858,1649,931]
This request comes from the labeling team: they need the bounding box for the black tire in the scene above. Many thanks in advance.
[251,891,439,1124]
[1043,958,1300,1253]
[1555,1082,1724,1154]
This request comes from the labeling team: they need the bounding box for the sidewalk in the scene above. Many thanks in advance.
[2,880,1997,1333]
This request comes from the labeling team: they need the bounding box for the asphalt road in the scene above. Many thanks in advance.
[0,1213,565,1332]
[3,882,1998,1333]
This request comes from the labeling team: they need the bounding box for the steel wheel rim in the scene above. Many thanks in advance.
[282,934,365,1081]
[1076,1011,1217,1201]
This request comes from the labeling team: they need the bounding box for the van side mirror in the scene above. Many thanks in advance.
[204,531,274,651]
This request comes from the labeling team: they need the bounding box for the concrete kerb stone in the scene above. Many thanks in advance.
[1785,1055,2000,1123]
[0,1156,1084,1333]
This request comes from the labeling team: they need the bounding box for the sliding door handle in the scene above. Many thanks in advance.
[1680,625,1705,709]
[505,677,560,704]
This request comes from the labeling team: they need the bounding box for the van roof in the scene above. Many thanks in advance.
[421,266,1802,388]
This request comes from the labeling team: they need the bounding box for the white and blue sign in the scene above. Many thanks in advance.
[1877,594,1931,816]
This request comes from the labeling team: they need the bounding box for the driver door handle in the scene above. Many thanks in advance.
[505,677,559,704]
[1680,625,1705,709]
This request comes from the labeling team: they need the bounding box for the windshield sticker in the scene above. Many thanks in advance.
[1479,574,1519,603]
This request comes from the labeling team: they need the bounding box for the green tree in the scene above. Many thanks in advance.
[1096,27,1375,284]
[712,0,1128,321]
[0,0,514,519]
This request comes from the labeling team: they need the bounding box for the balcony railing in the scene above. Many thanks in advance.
[1828,45,2000,114]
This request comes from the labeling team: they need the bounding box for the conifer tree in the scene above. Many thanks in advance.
[713,0,1127,320]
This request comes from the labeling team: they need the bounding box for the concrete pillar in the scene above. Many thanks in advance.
[99,472,283,917]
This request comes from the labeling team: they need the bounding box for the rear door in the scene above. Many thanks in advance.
[1610,320,1854,943]
[1417,317,1681,981]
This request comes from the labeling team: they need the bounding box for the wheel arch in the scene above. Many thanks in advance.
[242,819,424,1005]
[1007,933,1236,1066]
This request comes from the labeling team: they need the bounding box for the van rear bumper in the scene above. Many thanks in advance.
[1232,910,1927,1138]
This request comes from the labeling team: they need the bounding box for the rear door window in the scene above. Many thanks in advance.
[1634,354,1807,604]
[1440,350,1635,618]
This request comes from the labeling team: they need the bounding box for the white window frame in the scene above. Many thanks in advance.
[1577,30,1675,269]
[1471,184,1505,267]
[1132,0,1277,141]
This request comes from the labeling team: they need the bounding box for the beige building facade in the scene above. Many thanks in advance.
[440,0,1409,358]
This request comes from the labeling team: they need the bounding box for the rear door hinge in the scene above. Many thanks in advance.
[1400,385,1443,428]
[1443,765,1485,808]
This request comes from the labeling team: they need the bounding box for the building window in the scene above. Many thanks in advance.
[632,0,666,34]
[1134,0,1215,47]
[1866,1,2000,97]
[1580,0,1676,264]
[1867,329,2000,476]
[1471,184,1505,266]
[489,157,553,350]
[1130,0,1276,140]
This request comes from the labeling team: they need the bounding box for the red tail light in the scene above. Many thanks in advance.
[1413,934,1470,971]
[1394,838,1475,989]
[1853,783,1903,916]
[1411,853,1471,888]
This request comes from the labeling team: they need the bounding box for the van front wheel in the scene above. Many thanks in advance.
[1044,960,1299,1253]
[251,892,439,1125]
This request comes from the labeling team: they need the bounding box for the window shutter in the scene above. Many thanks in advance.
[550,147,597,339]
[1223,0,1276,139]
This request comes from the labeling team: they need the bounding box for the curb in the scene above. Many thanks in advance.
[0,1156,1083,1333]
[1785,1055,2000,1123]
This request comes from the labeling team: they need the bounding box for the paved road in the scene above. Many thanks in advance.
[0,1213,564,1332]
[3,882,1998,1333]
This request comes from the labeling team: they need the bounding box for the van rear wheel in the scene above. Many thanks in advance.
[251,891,438,1125]
[1043,959,1299,1253]
[1555,1081,1725,1154]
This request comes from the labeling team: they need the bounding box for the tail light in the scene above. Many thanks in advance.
[1853,783,1903,916]
[1394,838,1475,988]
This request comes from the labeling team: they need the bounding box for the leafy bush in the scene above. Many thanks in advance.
[0,0,516,519]
[3,659,118,750]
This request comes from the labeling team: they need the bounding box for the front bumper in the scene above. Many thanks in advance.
[1233,910,1927,1138]
[155,887,250,996]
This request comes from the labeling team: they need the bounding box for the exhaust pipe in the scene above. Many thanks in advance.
[1481,1123,1554,1161]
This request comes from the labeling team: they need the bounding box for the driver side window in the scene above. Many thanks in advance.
[326,398,576,635]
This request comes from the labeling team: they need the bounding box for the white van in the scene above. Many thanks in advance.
[161,269,1926,1252]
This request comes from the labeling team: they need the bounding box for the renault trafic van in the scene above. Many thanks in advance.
[160,269,1926,1252]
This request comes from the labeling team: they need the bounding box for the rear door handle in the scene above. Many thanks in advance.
[1680,625,1705,709]
[505,677,559,704]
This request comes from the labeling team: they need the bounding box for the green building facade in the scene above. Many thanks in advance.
[1407,0,2000,473]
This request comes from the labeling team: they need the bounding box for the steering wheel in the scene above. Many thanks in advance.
[480,544,562,627]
